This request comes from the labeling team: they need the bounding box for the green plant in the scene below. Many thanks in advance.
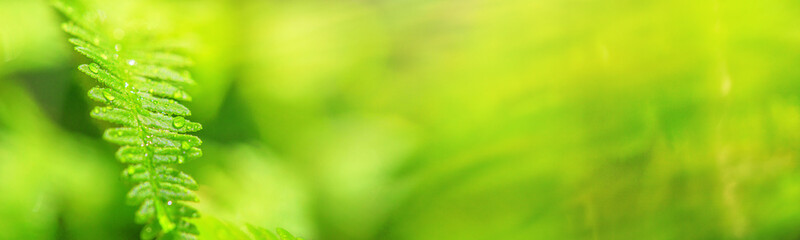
[54,1,202,239]
[53,1,302,239]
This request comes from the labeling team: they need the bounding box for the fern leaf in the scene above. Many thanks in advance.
[55,1,202,239]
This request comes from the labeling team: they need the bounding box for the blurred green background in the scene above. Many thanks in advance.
[3,0,800,239]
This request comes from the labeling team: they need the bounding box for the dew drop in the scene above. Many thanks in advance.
[167,201,173,206]
[180,141,191,150]
[172,91,182,99]
[88,64,99,73]
[177,155,185,164]
[172,116,185,128]
[128,59,136,66]
[103,91,115,101]
[127,167,135,175]
[114,44,122,52]
[144,136,153,147]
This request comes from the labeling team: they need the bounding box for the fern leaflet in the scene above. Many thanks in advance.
[54,1,202,239]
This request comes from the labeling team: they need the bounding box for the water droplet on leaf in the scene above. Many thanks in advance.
[88,64,99,73]
[172,116,185,128]
[128,59,136,66]
[144,136,153,146]
[181,141,190,150]
[103,91,115,101]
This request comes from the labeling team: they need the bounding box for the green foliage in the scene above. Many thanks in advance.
[2,0,799,239]
[53,1,202,239]
[52,1,305,239]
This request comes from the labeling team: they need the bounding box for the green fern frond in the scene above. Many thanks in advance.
[54,1,202,239]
